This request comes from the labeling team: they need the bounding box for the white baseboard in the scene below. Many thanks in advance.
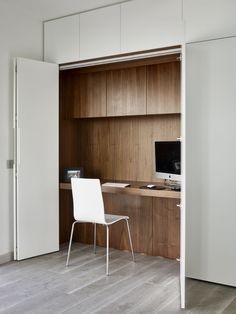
[0,252,13,265]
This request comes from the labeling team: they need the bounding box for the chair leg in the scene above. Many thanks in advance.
[66,221,77,267]
[94,223,96,254]
[106,225,109,275]
[126,219,135,262]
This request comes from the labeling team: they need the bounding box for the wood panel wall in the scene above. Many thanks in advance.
[107,66,146,116]
[75,114,180,182]
[74,71,107,118]
[59,53,181,256]
[70,193,180,259]
[147,61,181,114]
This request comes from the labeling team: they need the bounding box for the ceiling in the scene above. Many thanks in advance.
[0,0,129,21]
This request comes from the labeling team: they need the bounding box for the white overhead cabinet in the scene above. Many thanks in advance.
[121,0,183,53]
[43,0,184,64]
[183,0,236,43]
[44,15,79,64]
[79,5,121,60]
[186,37,236,287]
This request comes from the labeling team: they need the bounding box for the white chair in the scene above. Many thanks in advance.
[66,178,135,275]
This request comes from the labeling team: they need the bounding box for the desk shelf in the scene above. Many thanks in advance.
[60,181,180,199]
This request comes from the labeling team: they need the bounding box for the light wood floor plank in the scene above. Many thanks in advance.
[0,244,235,314]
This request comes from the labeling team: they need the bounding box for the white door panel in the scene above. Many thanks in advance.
[186,38,236,286]
[14,58,59,260]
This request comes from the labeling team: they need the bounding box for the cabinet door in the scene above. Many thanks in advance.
[73,71,107,118]
[44,15,79,64]
[107,66,146,116]
[183,0,236,43]
[147,61,180,114]
[14,58,59,260]
[80,5,120,60]
[186,38,236,286]
[121,0,183,53]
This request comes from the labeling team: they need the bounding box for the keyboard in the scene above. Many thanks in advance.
[102,182,131,188]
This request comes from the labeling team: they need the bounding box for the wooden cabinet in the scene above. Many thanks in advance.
[152,198,180,259]
[107,66,146,116]
[147,61,180,114]
[183,0,236,43]
[61,55,181,118]
[79,5,121,60]
[59,53,181,259]
[121,0,183,53]
[60,186,180,258]
[73,71,107,118]
[44,15,79,64]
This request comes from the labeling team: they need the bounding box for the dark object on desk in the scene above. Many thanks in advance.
[139,185,166,190]
[64,167,84,182]
[170,185,181,191]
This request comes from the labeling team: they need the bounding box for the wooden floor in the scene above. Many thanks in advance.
[0,243,235,314]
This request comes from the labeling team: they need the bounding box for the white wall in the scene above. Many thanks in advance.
[0,2,43,259]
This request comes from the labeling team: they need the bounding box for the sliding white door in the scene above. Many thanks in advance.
[186,37,236,286]
[14,58,59,260]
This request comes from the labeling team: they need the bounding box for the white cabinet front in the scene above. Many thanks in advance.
[186,37,236,287]
[183,0,236,43]
[121,0,183,53]
[44,15,79,64]
[79,5,121,60]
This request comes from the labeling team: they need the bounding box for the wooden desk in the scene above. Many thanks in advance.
[60,181,180,199]
[59,181,180,259]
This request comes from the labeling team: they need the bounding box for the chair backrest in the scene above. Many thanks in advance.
[71,178,106,224]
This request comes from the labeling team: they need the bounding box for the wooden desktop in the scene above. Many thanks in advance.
[59,51,181,259]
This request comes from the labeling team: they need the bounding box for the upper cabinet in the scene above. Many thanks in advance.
[183,0,236,43]
[147,60,180,114]
[44,0,236,64]
[107,66,146,116]
[121,0,183,53]
[44,0,183,65]
[44,15,79,64]
[73,71,107,118]
[79,5,121,60]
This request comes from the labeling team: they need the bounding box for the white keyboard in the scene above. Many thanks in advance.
[102,182,130,188]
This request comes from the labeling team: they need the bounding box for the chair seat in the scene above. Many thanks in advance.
[105,214,129,225]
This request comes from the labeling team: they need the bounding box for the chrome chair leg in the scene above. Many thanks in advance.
[106,225,109,275]
[126,219,135,262]
[66,221,77,267]
[94,223,97,254]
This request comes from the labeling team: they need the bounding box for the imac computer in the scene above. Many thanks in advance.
[155,141,181,188]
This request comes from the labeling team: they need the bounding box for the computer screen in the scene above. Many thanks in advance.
[155,141,181,181]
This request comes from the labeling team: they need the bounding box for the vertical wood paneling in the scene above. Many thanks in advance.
[73,71,107,118]
[147,61,180,114]
[76,115,180,182]
[107,66,146,116]
[103,194,153,255]
[152,198,180,259]
[59,56,181,256]
[59,190,74,244]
